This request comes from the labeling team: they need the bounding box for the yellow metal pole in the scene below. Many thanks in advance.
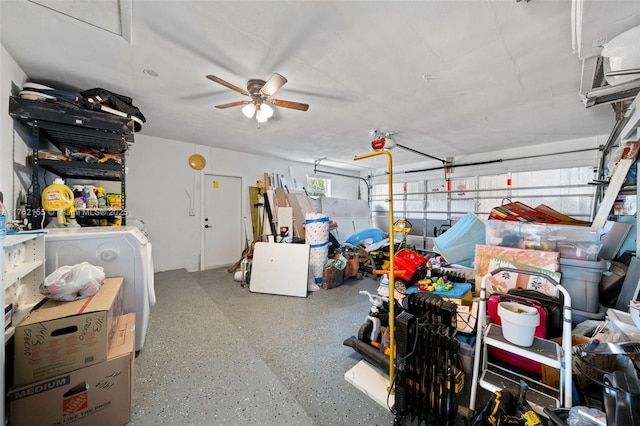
[353,150,395,391]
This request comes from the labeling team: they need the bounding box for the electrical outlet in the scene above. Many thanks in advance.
[189,208,196,216]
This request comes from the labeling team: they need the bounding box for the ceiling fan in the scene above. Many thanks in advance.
[206,73,309,122]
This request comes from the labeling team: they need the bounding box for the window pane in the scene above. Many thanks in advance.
[306,176,331,197]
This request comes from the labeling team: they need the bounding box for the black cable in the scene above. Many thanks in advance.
[456,313,477,329]
[405,159,503,174]
[396,143,447,163]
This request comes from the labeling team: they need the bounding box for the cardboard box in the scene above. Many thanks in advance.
[9,313,135,426]
[541,335,616,389]
[534,204,592,226]
[14,277,124,386]
[488,201,560,223]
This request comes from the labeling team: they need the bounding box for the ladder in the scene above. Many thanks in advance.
[592,141,640,229]
[468,268,573,417]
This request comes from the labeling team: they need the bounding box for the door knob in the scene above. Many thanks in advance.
[205,224,210,228]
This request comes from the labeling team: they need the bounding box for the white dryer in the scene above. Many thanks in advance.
[44,226,156,352]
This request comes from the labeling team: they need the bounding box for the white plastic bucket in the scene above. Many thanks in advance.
[498,302,540,347]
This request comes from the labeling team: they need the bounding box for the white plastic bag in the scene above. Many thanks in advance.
[41,262,106,301]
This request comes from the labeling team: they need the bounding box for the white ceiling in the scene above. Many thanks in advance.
[0,0,630,172]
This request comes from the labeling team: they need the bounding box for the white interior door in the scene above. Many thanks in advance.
[203,174,242,269]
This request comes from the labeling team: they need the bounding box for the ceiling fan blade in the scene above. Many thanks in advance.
[270,98,309,111]
[215,100,249,109]
[260,73,288,97]
[206,75,249,96]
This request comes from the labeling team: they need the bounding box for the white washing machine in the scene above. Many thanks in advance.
[44,226,156,352]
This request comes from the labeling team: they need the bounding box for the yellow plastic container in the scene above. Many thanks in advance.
[41,178,74,211]
[106,193,122,209]
[95,187,107,208]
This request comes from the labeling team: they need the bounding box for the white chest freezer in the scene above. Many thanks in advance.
[44,226,156,352]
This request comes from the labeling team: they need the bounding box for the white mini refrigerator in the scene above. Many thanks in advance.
[44,226,156,352]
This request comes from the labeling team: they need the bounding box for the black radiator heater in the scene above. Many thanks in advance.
[394,292,460,425]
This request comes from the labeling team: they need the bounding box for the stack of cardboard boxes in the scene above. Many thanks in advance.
[7,277,136,426]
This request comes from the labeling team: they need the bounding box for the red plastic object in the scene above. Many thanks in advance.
[487,293,548,374]
[393,248,427,284]
[371,138,386,150]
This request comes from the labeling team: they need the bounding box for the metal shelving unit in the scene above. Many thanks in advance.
[9,96,133,227]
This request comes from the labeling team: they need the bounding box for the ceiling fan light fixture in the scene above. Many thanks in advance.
[260,103,274,119]
[242,103,256,118]
[207,73,309,121]
[256,104,274,122]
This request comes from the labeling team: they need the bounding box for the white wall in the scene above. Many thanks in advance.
[1,45,28,215]
[126,135,360,272]
[2,45,361,273]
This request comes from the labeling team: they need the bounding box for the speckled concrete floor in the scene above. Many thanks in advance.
[129,267,400,426]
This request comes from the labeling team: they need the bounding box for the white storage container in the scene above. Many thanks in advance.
[498,301,540,347]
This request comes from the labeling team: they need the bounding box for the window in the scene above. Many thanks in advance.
[306,176,331,197]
